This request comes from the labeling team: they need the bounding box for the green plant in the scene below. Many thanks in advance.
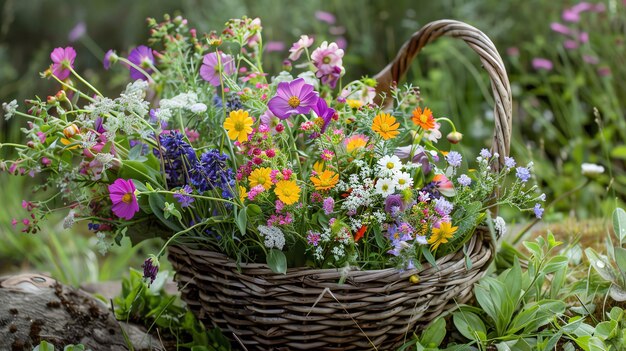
[33,341,86,351]
[113,269,231,350]
[559,307,626,351]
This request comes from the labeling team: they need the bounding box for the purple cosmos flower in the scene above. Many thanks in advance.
[142,256,159,286]
[103,49,117,70]
[311,97,335,134]
[446,151,462,167]
[68,21,86,42]
[173,185,195,208]
[516,167,531,182]
[108,179,140,220]
[504,156,516,169]
[385,194,405,216]
[479,148,492,159]
[128,45,155,80]
[50,47,77,80]
[533,203,544,219]
[200,52,235,86]
[318,65,342,89]
[288,35,314,61]
[268,78,319,119]
[532,58,553,71]
[457,174,471,186]
[323,197,334,215]
[311,41,344,76]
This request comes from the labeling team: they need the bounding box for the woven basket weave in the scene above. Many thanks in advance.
[169,19,512,351]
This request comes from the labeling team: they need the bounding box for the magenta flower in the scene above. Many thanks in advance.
[268,78,319,119]
[288,35,314,61]
[564,40,579,50]
[265,41,285,52]
[315,11,336,24]
[103,49,117,70]
[128,45,154,80]
[50,47,77,80]
[311,97,335,134]
[550,22,570,35]
[68,21,86,42]
[562,9,581,22]
[108,179,140,220]
[532,58,553,71]
[200,52,235,86]
[311,41,344,76]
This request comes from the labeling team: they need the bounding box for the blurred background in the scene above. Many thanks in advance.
[0,0,624,284]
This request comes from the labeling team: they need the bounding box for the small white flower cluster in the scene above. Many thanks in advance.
[314,226,333,260]
[95,232,110,255]
[258,225,285,250]
[2,99,18,120]
[338,176,376,215]
[374,155,413,197]
[95,152,115,170]
[81,131,99,149]
[494,216,507,236]
[63,210,76,229]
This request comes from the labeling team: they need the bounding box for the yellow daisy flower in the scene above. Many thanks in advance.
[310,170,339,191]
[428,221,458,251]
[223,109,254,143]
[248,167,273,190]
[238,185,248,202]
[313,161,325,174]
[274,180,300,205]
[346,99,363,109]
[371,112,400,140]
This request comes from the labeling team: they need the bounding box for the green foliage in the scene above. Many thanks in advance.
[33,341,86,351]
[113,269,231,350]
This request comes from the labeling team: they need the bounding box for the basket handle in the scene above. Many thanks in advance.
[373,19,512,168]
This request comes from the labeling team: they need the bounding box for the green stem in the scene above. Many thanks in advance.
[50,75,95,103]
[116,57,155,83]
[68,66,103,97]
[435,117,457,132]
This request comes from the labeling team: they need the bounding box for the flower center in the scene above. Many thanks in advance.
[399,179,406,185]
[382,184,389,191]
[420,114,429,123]
[122,193,133,204]
[257,176,266,184]
[380,123,390,132]
[386,162,394,169]
[234,120,245,131]
[288,96,301,108]
[323,56,332,64]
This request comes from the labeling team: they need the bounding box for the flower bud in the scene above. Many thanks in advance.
[47,95,57,104]
[447,131,463,144]
[581,163,605,179]
[409,275,420,284]
[63,124,80,139]
[55,90,67,102]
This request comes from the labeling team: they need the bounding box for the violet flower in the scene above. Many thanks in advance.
[532,58,553,71]
[128,45,154,80]
[50,47,77,80]
[267,78,318,119]
[288,35,314,61]
[200,52,235,86]
[311,97,335,134]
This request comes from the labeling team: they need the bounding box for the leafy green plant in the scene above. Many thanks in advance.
[452,232,569,350]
[33,341,86,351]
[585,207,626,302]
[559,307,626,351]
[113,269,231,350]
[397,318,448,351]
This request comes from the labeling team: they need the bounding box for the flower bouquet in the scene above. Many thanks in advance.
[1,16,544,350]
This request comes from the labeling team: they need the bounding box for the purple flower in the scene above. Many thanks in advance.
[579,32,589,43]
[550,22,571,35]
[265,41,285,52]
[315,11,336,24]
[516,167,531,182]
[311,41,344,76]
[598,67,611,77]
[504,156,516,169]
[142,256,159,286]
[583,55,599,65]
[108,179,140,220]
[434,197,454,216]
[385,194,405,216]
[200,52,235,86]
[50,47,77,80]
[318,65,343,89]
[532,58,553,71]
[562,9,581,22]
[311,97,335,134]
[533,203,544,219]
[564,40,579,50]
[68,21,86,42]
[446,151,462,167]
[128,45,155,80]
[173,185,195,208]
[307,231,321,246]
[103,49,117,70]
[479,148,492,159]
[323,197,334,215]
[289,35,314,61]
[267,78,319,119]
[457,174,471,186]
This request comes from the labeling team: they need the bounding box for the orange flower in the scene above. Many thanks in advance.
[344,134,369,153]
[411,107,435,130]
[310,170,339,191]
[354,225,367,242]
[371,113,400,140]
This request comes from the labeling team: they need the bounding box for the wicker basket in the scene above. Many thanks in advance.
[169,19,512,351]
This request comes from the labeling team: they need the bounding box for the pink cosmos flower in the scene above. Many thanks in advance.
[68,22,86,42]
[200,52,235,86]
[267,78,319,119]
[108,179,139,220]
[50,47,77,80]
[532,58,553,71]
[288,35,314,61]
[311,41,344,76]
[315,11,336,24]
[550,22,571,35]
[265,41,285,52]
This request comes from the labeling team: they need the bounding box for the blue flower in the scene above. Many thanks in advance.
[516,167,531,182]
[457,174,471,186]
[190,149,235,198]
[479,148,492,159]
[155,131,197,187]
[533,203,544,219]
[173,185,195,208]
[446,151,462,167]
[504,156,516,169]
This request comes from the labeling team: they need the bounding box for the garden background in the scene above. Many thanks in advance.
[1,0,625,349]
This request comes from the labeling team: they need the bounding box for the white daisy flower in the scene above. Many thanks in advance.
[375,178,396,197]
[394,172,414,190]
[377,155,403,177]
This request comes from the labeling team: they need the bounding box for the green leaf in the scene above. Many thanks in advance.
[594,320,617,339]
[266,249,287,274]
[64,345,85,351]
[33,341,55,351]
[236,206,247,236]
[420,317,446,347]
[585,248,615,281]
[503,257,522,302]
[613,208,626,245]
[374,224,386,248]
[452,311,486,341]
[508,304,539,334]
[610,146,626,160]
[544,255,569,274]
[421,246,438,268]
[614,247,626,274]
[128,143,147,161]
[149,193,183,232]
